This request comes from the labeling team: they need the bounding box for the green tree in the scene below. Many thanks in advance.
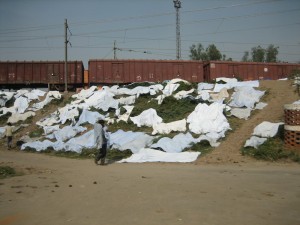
[206,44,222,60]
[189,43,224,61]
[242,51,250,62]
[251,45,265,62]
[265,44,279,62]
[189,44,207,60]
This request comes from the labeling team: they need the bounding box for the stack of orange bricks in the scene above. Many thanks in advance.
[284,104,300,151]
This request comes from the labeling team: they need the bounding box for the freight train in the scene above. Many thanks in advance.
[0,59,299,90]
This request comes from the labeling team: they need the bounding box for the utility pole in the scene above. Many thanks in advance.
[173,0,181,60]
[114,40,117,59]
[64,19,68,92]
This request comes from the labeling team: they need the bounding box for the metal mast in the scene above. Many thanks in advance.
[173,0,181,60]
[64,19,68,92]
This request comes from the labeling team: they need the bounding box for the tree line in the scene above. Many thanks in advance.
[189,43,279,62]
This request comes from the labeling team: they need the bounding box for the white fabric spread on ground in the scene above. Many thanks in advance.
[230,108,252,120]
[110,130,154,153]
[117,106,134,123]
[52,126,87,142]
[14,96,29,114]
[229,86,265,109]
[197,83,214,91]
[151,132,198,153]
[130,108,163,127]
[8,111,36,124]
[0,91,15,107]
[4,79,284,163]
[213,80,259,92]
[244,136,268,149]
[31,91,61,111]
[76,109,105,126]
[244,121,284,149]
[252,121,284,138]
[152,119,187,135]
[118,148,200,163]
[255,102,268,110]
[187,102,230,135]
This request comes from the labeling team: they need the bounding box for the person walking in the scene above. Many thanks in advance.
[5,122,13,149]
[94,119,109,165]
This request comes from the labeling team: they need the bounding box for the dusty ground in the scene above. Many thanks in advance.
[0,80,300,225]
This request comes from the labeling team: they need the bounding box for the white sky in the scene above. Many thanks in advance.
[0,0,300,68]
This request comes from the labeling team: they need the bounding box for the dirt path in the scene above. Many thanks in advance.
[199,80,299,164]
[0,150,300,225]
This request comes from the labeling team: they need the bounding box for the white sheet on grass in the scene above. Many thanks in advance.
[14,96,29,113]
[187,102,230,134]
[151,132,199,153]
[110,129,154,153]
[152,119,187,135]
[0,91,15,107]
[230,108,252,120]
[244,136,268,149]
[252,121,284,138]
[130,108,163,127]
[76,109,105,126]
[117,106,134,123]
[118,148,200,163]
[8,111,36,124]
[197,83,214,91]
[31,91,61,111]
[52,126,87,142]
[255,102,268,110]
[213,80,259,92]
[229,86,265,109]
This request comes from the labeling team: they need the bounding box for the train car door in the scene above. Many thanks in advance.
[0,63,8,84]
[173,64,183,79]
[7,63,16,83]
[112,63,124,83]
[228,65,239,78]
[24,63,33,84]
[48,64,59,84]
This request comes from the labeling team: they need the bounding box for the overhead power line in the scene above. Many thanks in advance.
[0,0,281,35]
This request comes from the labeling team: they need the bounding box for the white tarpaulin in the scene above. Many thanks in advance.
[0,91,15,107]
[197,83,214,91]
[187,102,230,134]
[118,148,200,163]
[252,121,284,138]
[32,91,61,111]
[255,102,268,110]
[244,136,267,149]
[213,80,259,92]
[230,108,252,120]
[117,106,134,123]
[72,86,98,100]
[229,86,265,109]
[130,108,163,127]
[152,119,187,135]
[76,109,105,126]
[151,132,199,153]
[52,126,87,142]
[8,111,36,124]
[110,129,154,153]
[13,96,29,113]
[174,89,195,100]
[82,90,119,111]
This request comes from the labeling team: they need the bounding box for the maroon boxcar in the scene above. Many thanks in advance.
[0,61,84,89]
[204,61,300,81]
[88,59,204,84]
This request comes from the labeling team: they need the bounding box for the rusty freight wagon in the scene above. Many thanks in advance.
[204,61,300,81]
[88,59,204,84]
[0,61,84,90]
